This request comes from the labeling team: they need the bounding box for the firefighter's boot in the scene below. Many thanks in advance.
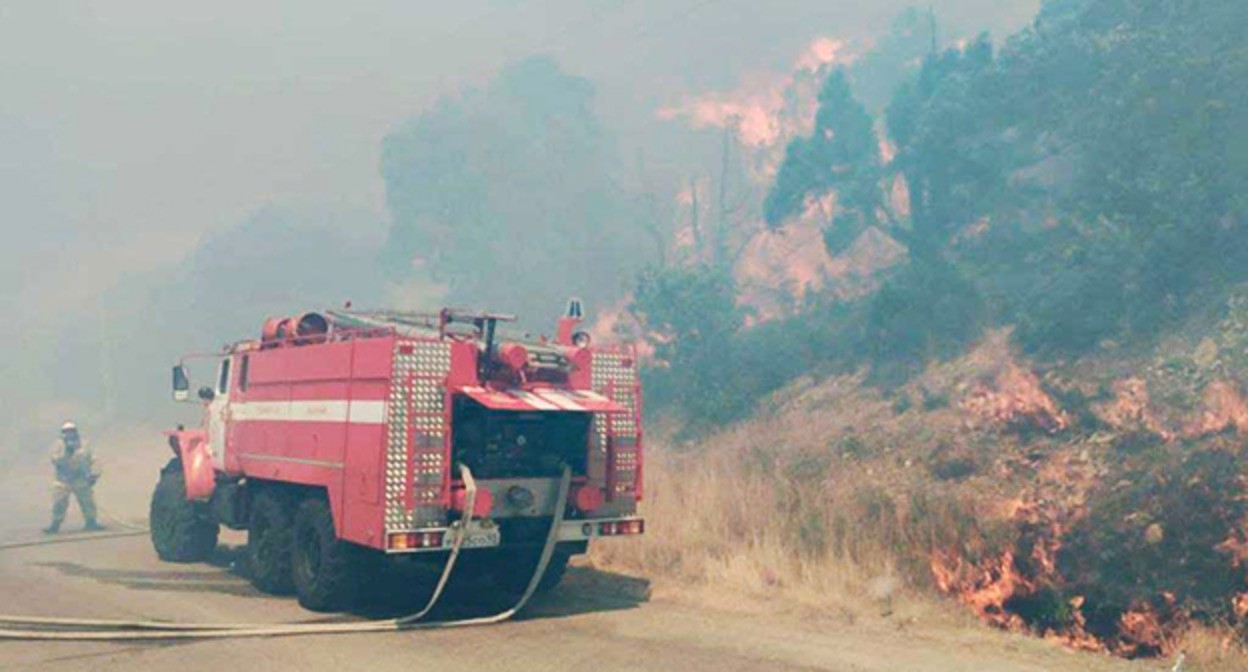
[42,524,60,535]
[83,520,105,532]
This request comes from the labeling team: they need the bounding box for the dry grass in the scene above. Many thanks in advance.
[1173,626,1248,672]
[587,342,1032,620]
[587,332,1248,667]
[588,440,960,625]
[586,430,1248,669]
[590,353,1021,578]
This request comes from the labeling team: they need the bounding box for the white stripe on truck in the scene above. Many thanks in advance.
[229,400,386,425]
[533,389,586,411]
[506,390,559,411]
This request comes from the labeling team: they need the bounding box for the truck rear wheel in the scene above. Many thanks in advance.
[291,498,366,611]
[247,490,294,595]
[149,460,219,563]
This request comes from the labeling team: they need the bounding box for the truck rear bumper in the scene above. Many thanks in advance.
[384,516,645,554]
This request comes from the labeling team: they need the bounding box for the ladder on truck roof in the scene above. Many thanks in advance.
[328,308,517,339]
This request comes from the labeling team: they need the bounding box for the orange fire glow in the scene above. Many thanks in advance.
[930,548,1030,631]
[1184,380,1248,438]
[1095,378,1174,440]
[589,297,657,364]
[657,37,857,175]
[960,360,1070,433]
[733,193,904,321]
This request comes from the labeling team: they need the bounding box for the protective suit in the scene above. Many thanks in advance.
[45,422,102,533]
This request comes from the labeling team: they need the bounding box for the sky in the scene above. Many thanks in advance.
[0,0,1039,432]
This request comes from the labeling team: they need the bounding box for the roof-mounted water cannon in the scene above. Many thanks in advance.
[260,312,330,347]
[495,342,530,374]
[434,309,518,380]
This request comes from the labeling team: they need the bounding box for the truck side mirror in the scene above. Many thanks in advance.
[198,386,216,402]
[172,365,189,402]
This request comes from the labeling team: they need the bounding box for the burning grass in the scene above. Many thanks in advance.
[594,331,1248,664]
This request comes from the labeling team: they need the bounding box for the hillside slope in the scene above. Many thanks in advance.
[594,300,1248,668]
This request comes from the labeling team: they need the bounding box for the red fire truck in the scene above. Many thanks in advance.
[152,304,644,612]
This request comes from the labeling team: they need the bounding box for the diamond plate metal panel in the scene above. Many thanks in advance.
[591,350,641,499]
[385,339,452,532]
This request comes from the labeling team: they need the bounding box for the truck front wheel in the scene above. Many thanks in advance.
[149,460,219,563]
[291,498,367,611]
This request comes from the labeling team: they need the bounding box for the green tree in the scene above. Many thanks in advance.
[380,56,648,325]
[879,0,1248,354]
[631,265,747,427]
[764,70,882,256]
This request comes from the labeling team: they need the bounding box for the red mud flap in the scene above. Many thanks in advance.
[165,429,215,500]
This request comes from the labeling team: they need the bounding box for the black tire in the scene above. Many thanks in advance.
[247,489,295,595]
[291,498,366,611]
[149,460,219,563]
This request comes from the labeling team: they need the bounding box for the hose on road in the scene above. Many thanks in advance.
[0,494,151,552]
[0,465,572,641]
[0,529,148,553]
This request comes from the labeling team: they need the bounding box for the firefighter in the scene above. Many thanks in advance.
[43,421,103,534]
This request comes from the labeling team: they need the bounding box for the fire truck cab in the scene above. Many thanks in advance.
[151,304,644,611]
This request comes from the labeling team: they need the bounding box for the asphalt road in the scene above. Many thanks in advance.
[0,529,1153,672]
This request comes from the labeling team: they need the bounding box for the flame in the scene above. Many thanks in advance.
[877,129,897,165]
[1215,508,1248,570]
[888,173,911,220]
[960,360,1070,433]
[795,37,857,72]
[733,193,904,321]
[1233,593,1248,621]
[657,36,904,323]
[1116,596,1184,658]
[1084,378,1248,441]
[1095,377,1174,440]
[930,548,1030,631]
[930,447,1115,651]
[658,82,789,148]
[657,37,857,175]
[589,297,657,363]
[735,193,837,297]
[930,496,1066,632]
[1184,380,1248,438]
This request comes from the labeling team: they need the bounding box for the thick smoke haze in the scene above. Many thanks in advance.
[0,1,1038,445]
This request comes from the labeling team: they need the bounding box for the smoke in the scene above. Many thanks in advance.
[379,55,649,328]
[0,0,1041,444]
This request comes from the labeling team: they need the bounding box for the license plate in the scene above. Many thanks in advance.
[444,526,500,549]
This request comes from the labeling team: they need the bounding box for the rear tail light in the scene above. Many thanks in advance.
[597,519,645,536]
[573,485,605,513]
[388,530,445,550]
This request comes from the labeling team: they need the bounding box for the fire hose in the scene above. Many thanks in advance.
[0,489,152,553]
[0,464,571,640]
